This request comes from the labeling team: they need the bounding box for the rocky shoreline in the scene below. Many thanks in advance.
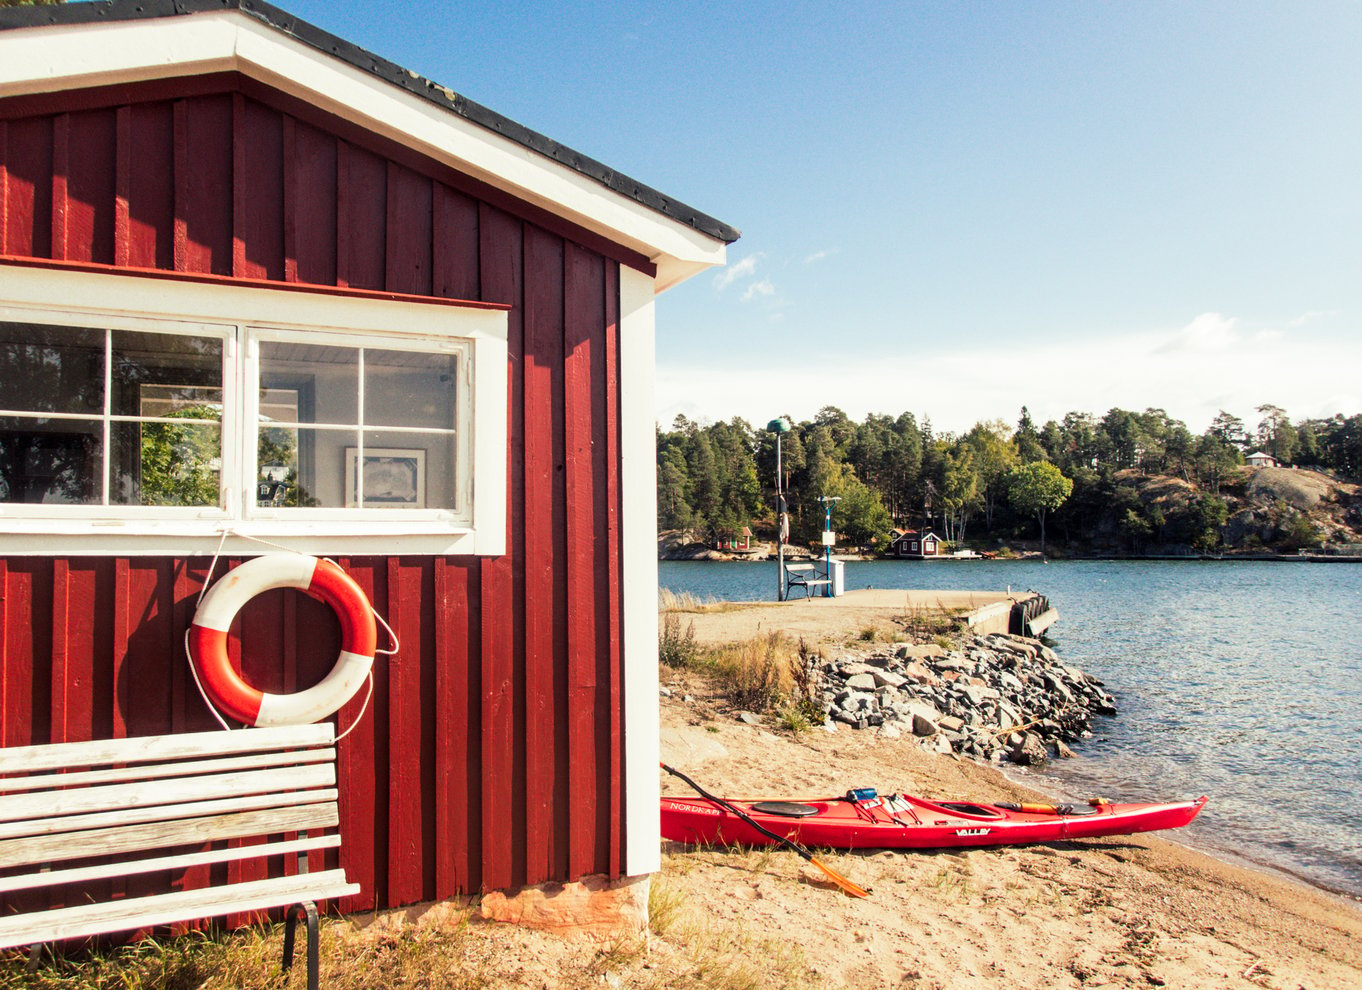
[812,632,1118,767]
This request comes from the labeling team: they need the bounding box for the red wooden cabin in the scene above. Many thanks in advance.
[890,529,942,558]
[0,0,736,917]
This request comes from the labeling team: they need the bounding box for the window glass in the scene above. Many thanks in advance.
[117,332,223,507]
[260,341,357,425]
[0,415,102,504]
[363,349,457,431]
[255,340,459,511]
[112,419,221,507]
[0,322,223,507]
[0,323,105,415]
[359,430,457,510]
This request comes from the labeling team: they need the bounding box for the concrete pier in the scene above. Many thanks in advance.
[662,587,1054,645]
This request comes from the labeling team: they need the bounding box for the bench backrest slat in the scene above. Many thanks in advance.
[0,725,333,775]
[0,870,357,950]
[0,787,337,848]
[0,747,335,795]
[0,762,336,824]
[0,834,342,895]
[0,803,340,871]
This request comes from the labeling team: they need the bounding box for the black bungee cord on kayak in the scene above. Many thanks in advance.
[660,763,870,898]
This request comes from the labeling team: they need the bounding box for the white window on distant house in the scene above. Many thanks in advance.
[0,266,508,555]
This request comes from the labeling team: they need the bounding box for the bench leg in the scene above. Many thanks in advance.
[282,901,320,990]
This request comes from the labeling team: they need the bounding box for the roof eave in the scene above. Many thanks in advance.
[0,2,737,290]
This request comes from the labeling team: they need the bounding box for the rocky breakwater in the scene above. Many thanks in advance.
[819,632,1117,766]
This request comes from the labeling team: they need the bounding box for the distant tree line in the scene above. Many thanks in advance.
[657,404,1362,553]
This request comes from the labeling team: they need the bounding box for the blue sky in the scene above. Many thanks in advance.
[281,1,1361,436]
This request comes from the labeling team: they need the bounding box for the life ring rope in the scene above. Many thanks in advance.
[185,533,396,737]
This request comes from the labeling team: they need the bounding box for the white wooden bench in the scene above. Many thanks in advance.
[0,723,358,989]
[784,562,831,599]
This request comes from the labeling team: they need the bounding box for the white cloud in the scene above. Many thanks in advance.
[1155,312,1239,355]
[713,253,764,291]
[741,279,776,302]
[656,312,1362,436]
[803,249,836,265]
[1288,310,1332,328]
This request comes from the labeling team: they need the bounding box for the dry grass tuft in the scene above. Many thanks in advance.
[901,599,967,644]
[660,610,704,669]
[712,632,792,712]
[3,920,496,990]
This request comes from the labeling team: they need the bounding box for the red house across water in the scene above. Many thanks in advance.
[0,0,737,924]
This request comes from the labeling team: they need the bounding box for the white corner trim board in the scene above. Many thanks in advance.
[618,266,662,876]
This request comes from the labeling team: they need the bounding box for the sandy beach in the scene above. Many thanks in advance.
[314,592,1362,990]
[646,593,1362,989]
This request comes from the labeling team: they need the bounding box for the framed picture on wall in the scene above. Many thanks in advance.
[345,447,425,508]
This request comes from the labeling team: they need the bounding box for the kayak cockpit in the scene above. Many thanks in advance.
[931,801,1006,818]
[750,801,821,817]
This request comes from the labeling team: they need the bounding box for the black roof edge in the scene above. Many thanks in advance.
[0,0,741,245]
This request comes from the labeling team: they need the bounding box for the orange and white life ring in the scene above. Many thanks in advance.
[188,554,376,726]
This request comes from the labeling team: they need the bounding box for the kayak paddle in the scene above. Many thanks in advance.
[660,762,870,898]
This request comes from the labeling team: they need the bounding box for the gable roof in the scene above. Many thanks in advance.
[0,0,738,291]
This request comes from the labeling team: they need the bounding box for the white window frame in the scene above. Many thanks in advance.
[0,265,508,557]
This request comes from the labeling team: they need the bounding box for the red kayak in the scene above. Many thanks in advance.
[661,789,1208,850]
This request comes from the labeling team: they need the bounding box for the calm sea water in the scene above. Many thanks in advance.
[659,559,1362,899]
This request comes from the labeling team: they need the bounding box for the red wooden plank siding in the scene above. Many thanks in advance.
[2,115,52,258]
[385,162,432,297]
[475,195,529,888]
[386,557,426,906]
[176,95,233,275]
[123,102,175,270]
[57,110,117,264]
[0,121,7,253]
[434,184,479,300]
[121,561,179,914]
[0,81,633,909]
[288,118,338,285]
[335,558,382,913]
[49,114,68,259]
[50,560,108,745]
[433,558,482,895]
[520,220,569,884]
[563,242,604,878]
[337,141,387,291]
[1,562,46,749]
[48,560,71,743]
[233,95,284,281]
[477,203,523,890]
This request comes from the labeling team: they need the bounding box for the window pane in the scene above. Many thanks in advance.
[139,384,224,421]
[0,417,102,504]
[111,419,220,507]
[363,349,457,430]
[256,425,328,508]
[270,426,358,509]
[362,430,457,510]
[112,331,221,418]
[0,323,105,415]
[261,341,357,425]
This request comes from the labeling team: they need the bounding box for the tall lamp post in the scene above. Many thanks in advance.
[818,494,841,597]
[767,418,792,601]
